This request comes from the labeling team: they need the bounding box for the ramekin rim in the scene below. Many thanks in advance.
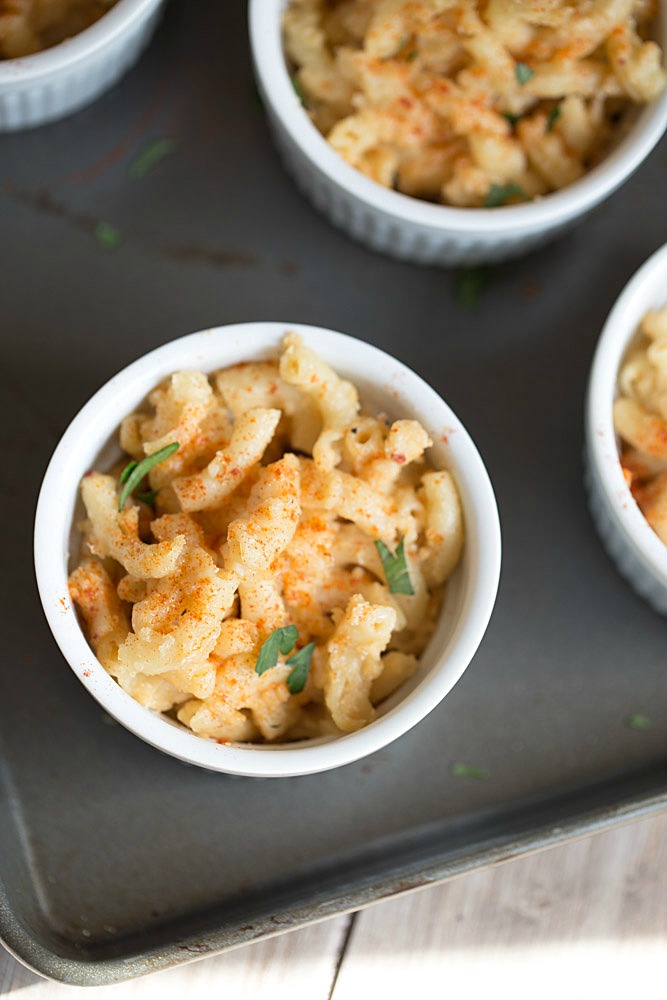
[34,321,501,778]
[248,0,667,235]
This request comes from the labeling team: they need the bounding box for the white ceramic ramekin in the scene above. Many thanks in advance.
[586,242,667,615]
[34,322,501,778]
[249,0,667,267]
[0,0,166,131]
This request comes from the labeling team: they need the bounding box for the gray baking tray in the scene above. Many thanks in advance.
[1,0,667,986]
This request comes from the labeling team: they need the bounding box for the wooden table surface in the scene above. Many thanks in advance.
[2,810,666,998]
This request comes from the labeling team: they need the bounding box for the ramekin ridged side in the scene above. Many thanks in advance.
[249,0,667,267]
[0,0,166,131]
[585,241,667,615]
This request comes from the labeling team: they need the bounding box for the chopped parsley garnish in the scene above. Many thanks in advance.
[515,62,534,85]
[484,182,528,208]
[455,266,493,309]
[451,762,491,780]
[136,489,159,506]
[285,642,316,694]
[375,537,414,595]
[546,105,561,132]
[94,222,121,251]
[502,111,521,127]
[130,138,177,180]
[396,35,417,60]
[118,442,179,510]
[291,74,306,106]
[255,627,314,694]
[255,625,299,675]
[626,713,651,731]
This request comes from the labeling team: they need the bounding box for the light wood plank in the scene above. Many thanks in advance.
[332,812,667,1000]
[0,914,350,998]
[4,813,667,998]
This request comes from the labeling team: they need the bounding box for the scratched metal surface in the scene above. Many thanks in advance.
[1,0,667,986]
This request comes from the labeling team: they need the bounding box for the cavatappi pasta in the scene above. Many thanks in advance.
[68,334,464,743]
[0,0,117,59]
[615,306,667,544]
[283,0,667,207]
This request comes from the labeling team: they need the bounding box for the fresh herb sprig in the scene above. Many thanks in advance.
[285,643,316,694]
[254,626,315,695]
[255,625,299,675]
[515,62,534,85]
[118,442,179,510]
[375,536,414,595]
[546,105,561,133]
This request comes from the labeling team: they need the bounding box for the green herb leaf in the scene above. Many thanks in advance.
[484,182,529,208]
[291,74,306,106]
[451,762,491,780]
[119,461,138,484]
[502,111,521,126]
[255,625,299,676]
[136,489,159,506]
[515,62,534,85]
[455,266,493,309]
[94,222,122,251]
[286,642,316,694]
[626,713,651,731]
[118,442,180,511]
[374,537,414,595]
[406,49,419,61]
[546,105,561,132]
[130,138,177,180]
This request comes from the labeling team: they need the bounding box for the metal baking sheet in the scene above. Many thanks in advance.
[2,0,667,986]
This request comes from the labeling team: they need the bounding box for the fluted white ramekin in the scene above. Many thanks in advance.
[34,322,501,778]
[0,0,166,131]
[586,242,667,615]
[249,0,667,267]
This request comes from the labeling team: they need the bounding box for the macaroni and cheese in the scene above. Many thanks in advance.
[0,0,117,58]
[283,0,667,207]
[68,334,464,743]
[615,305,667,545]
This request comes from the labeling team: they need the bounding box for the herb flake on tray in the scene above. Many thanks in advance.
[451,763,491,780]
[626,713,651,731]
[94,222,122,250]
[130,138,177,179]
[456,266,493,308]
